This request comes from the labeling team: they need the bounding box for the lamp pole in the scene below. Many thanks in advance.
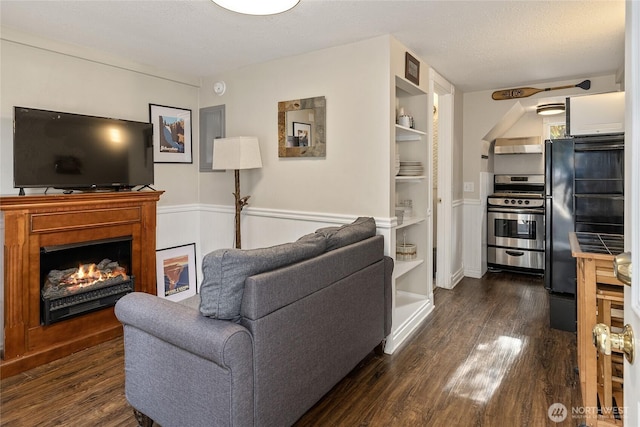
[233,169,250,249]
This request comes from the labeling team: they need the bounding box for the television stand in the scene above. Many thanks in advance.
[136,184,156,191]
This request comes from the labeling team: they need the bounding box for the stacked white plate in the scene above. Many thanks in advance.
[398,161,424,176]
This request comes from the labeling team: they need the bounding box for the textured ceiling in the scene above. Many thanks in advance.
[0,0,625,92]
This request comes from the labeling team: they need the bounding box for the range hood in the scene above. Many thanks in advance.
[494,136,543,154]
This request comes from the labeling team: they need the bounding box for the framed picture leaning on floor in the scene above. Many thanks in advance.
[156,243,197,301]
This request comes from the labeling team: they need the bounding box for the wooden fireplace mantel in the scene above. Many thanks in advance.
[1,190,163,378]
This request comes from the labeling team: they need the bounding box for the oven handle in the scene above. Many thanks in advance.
[487,207,545,215]
[505,250,525,257]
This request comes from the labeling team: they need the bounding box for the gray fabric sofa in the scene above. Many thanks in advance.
[115,230,393,427]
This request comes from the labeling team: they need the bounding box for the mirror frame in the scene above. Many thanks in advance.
[278,96,326,158]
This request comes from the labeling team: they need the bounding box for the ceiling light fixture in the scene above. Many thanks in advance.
[536,103,566,116]
[211,0,300,15]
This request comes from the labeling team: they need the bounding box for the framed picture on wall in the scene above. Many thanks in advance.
[156,243,197,301]
[149,104,193,163]
[405,52,420,85]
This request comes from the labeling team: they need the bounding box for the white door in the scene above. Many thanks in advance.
[623,1,639,424]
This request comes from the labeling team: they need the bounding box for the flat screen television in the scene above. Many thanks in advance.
[13,106,154,191]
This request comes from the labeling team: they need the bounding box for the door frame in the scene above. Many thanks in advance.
[624,1,640,424]
[430,70,454,289]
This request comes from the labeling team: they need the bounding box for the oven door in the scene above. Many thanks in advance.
[487,209,545,250]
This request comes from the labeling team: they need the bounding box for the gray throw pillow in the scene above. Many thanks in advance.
[316,217,376,251]
[199,233,326,321]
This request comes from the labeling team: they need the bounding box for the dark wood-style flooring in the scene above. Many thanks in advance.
[1,272,582,426]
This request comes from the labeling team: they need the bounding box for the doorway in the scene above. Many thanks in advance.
[432,95,439,278]
[431,71,454,289]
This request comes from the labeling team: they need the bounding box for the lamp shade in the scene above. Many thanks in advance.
[536,103,566,116]
[211,0,299,15]
[212,136,262,170]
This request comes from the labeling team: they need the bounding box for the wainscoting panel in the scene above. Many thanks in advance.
[462,199,483,279]
[449,199,465,287]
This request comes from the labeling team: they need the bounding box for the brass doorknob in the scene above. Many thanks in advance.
[614,252,632,286]
[593,323,635,364]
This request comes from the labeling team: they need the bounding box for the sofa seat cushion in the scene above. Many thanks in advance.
[199,233,326,321]
[315,217,376,251]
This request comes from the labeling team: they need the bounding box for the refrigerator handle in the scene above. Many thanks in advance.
[545,139,552,197]
[544,198,552,290]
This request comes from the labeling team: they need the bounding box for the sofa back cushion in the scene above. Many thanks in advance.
[199,233,326,321]
[315,216,376,251]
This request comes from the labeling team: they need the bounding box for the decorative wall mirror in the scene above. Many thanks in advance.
[278,96,326,158]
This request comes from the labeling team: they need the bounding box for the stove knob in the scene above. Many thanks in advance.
[504,199,509,204]
[525,200,530,205]
[517,200,523,204]
[510,200,516,204]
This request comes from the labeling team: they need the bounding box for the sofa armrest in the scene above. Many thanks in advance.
[115,292,252,366]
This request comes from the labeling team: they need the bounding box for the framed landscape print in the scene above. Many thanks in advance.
[156,243,197,301]
[149,104,193,163]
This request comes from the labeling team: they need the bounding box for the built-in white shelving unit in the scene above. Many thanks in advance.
[385,74,434,354]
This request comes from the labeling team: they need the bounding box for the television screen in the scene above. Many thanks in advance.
[13,107,154,190]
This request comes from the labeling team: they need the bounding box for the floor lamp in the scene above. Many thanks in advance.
[212,136,262,249]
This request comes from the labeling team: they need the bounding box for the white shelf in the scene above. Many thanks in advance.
[395,124,426,141]
[395,217,425,230]
[396,75,425,96]
[393,258,424,279]
[395,290,429,322]
[395,175,426,182]
[385,290,433,354]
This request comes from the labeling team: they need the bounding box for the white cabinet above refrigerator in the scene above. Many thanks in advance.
[567,91,625,136]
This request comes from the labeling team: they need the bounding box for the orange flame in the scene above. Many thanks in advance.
[61,263,128,290]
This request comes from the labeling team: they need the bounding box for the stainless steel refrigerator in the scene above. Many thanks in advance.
[544,138,576,296]
[545,134,625,331]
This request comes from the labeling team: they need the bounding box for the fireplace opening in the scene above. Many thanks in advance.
[40,236,135,325]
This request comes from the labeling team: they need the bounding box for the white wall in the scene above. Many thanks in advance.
[199,35,393,220]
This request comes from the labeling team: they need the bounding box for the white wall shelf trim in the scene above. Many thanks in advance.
[198,204,394,229]
[157,203,203,215]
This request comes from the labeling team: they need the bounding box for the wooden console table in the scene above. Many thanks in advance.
[571,232,625,427]
[1,191,163,378]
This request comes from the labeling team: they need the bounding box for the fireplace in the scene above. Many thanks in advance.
[1,191,162,378]
[40,236,135,325]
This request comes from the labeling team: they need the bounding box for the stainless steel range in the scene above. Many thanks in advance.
[487,175,545,273]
